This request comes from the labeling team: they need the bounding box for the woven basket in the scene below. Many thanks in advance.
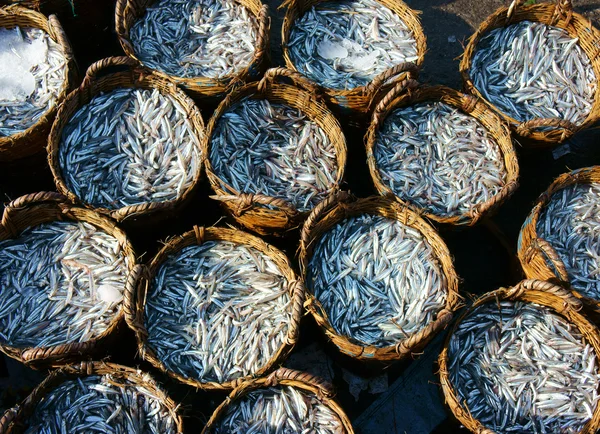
[115,0,270,101]
[281,0,424,118]
[203,67,347,236]
[202,367,355,433]
[366,83,520,226]
[0,5,76,162]
[125,225,305,390]
[299,193,460,362]
[47,56,205,224]
[518,166,600,314]
[438,279,600,434]
[0,191,136,368]
[0,361,184,434]
[460,0,600,145]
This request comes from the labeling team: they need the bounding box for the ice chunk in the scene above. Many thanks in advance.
[346,50,380,71]
[97,284,123,304]
[317,39,348,60]
[0,27,48,102]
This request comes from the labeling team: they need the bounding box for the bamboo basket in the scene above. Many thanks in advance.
[518,166,600,314]
[202,367,355,433]
[115,0,270,101]
[299,193,460,362]
[460,0,600,145]
[203,67,347,236]
[281,0,424,118]
[366,83,520,226]
[438,279,600,434]
[0,5,76,161]
[0,191,136,368]
[125,225,305,390]
[0,361,184,434]
[47,56,205,224]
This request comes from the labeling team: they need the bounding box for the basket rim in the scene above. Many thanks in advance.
[2,361,184,434]
[114,0,271,90]
[201,76,347,230]
[0,193,137,367]
[438,279,600,434]
[280,0,426,97]
[459,1,600,143]
[365,84,520,226]
[125,225,305,390]
[298,193,461,361]
[46,62,206,223]
[0,5,77,159]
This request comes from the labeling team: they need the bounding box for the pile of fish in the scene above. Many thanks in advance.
[24,374,178,433]
[0,221,130,348]
[471,21,596,126]
[129,0,259,79]
[306,214,447,347]
[287,0,419,90]
[58,87,201,210]
[0,26,68,136]
[146,240,293,383]
[536,182,600,300]
[373,101,507,217]
[448,300,600,433]
[211,385,344,433]
[210,98,339,211]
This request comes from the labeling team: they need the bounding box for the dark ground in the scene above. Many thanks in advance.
[0,0,600,432]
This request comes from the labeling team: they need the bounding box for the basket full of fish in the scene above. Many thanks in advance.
[115,0,269,100]
[439,280,600,433]
[366,84,519,226]
[126,226,305,390]
[47,56,205,224]
[202,368,355,433]
[0,5,76,161]
[461,0,600,145]
[0,361,183,433]
[204,67,346,236]
[0,192,136,367]
[299,193,460,361]
[519,166,600,315]
[281,0,424,117]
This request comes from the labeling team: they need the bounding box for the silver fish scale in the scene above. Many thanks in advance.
[210,98,338,212]
[0,221,130,348]
[24,374,178,434]
[307,214,447,348]
[130,0,259,79]
[471,21,596,126]
[374,101,507,217]
[146,240,293,384]
[213,385,344,433]
[59,87,201,210]
[288,0,419,90]
[0,27,67,136]
[448,301,600,434]
[536,183,600,300]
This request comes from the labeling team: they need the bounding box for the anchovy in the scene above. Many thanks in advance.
[536,182,600,300]
[471,21,596,126]
[24,374,178,433]
[288,0,419,90]
[58,87,201,210]
[448,300,600,433]
[129,0,259,79]
[306,214,447,348]
[210,98,339,212]
[146,240,293,384]
[374,101,507,217]
[212,385,344,433]
[0,26,68,136]
[0,221,130,348]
